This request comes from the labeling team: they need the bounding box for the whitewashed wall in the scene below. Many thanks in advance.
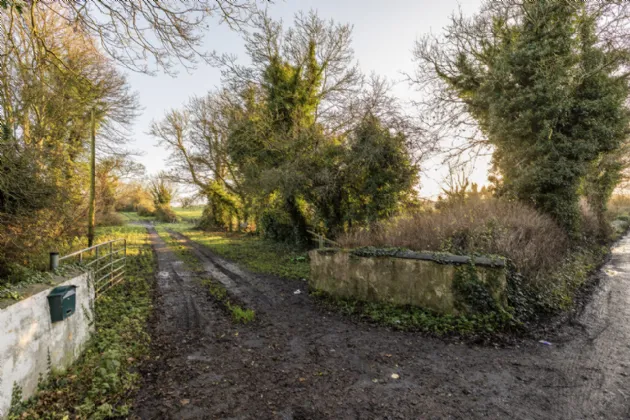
[0,272,94,418]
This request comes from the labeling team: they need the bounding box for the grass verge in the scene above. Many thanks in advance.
[119,211,155,222]
[8,224,155,420]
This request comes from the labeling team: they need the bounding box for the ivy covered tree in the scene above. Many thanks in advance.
[307,115,418,235]
[155,11,420,245]
[412,0,630,236]
[222,11,419,244]
[344,115,419,226]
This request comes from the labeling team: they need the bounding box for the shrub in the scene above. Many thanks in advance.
[97,212,125,227]
[259,207,296,243]
[179,196,196,208]
[0,209,83,279]
[339,198,569,282]
[197,204,226,231]
[154,204,178,223]
[136,203,155,217]
[608,194,630,220]
[579,198,605,241]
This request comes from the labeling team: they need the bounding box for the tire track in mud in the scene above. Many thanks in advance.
[151,227,206,332]
[165,229,309,317]
[134,226,231,419]
[134,225,630,419]
[554,235,630,420]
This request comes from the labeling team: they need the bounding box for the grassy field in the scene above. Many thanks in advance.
[10,224,155,419]
[172,206,204,220]
[120,206,203,223]
[119,211,155,222]
[166,223,310,281]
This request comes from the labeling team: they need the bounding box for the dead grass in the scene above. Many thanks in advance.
[339,198,569,282]
[608,194,630,220]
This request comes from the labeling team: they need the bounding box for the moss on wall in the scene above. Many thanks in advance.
[309,249,507,316]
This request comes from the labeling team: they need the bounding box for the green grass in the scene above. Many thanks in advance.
[167,224,310,281]
[200,277,255,324]
[153,225,204,272]
[226,302,256,323]
[10,224,155,419]
[119,211,155,222]
[172,206,204,220]
[312,290,517,335]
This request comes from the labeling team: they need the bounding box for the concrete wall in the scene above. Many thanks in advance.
[309,249,507,315]
[0,272,94,418]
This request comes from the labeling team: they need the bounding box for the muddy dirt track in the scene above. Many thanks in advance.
[133,226,630,420]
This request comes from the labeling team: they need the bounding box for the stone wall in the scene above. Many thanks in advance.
[0,272,94,418]
[309,249,507,315]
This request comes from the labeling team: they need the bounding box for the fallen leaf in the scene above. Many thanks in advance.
[180,399,190,406]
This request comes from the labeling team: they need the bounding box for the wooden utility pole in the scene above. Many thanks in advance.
[87,108,96,247]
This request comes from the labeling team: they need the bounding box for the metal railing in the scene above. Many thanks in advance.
[307,230,341,249]
[50,239,127,298]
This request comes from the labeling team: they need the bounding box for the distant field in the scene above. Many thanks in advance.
[119,206,204,222]
[120,211,155,222]
[165,223,310,281]
[173,205,204,220]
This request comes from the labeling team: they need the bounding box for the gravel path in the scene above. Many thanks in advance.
[134,226,630,419]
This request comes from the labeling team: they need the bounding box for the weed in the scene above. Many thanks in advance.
[8,383,24,418]
[201,278,256,324]
[10,224,155,419]
[227,302,256,323]
[312,290,519,335]
[0,263,87,302]
[339,198,568,282]
[452,263,500,314]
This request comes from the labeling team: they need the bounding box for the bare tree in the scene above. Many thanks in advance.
[210,10,363,133]
[150,90,248,226]
[2,0,262,75]
[408,0,630,166]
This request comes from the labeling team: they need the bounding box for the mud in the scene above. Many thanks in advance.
[134,226,630,419]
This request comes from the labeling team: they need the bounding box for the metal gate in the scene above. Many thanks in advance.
[50,239,127,298]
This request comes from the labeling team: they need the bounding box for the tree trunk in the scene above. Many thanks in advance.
[87,108,96,247]
[285,195,310,247]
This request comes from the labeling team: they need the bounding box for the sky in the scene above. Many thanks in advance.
[123,0,488,198]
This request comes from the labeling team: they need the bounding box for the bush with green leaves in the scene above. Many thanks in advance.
[155,204,179,223]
